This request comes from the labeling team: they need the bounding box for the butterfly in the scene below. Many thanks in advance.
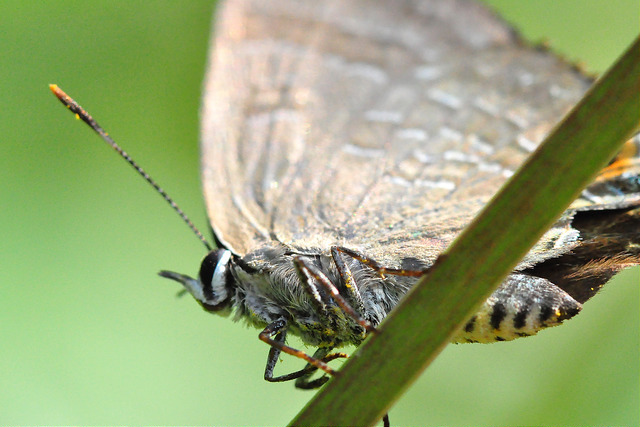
[52,0,639,419]
[168,0,640,383]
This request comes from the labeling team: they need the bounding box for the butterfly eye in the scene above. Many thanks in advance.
[199,249,233,304]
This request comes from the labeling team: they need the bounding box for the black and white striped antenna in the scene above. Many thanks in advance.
[50,84,213,252]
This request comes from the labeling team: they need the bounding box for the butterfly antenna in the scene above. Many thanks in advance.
[50,84,213,252]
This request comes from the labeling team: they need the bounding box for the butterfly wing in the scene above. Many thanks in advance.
[201,0,639,281]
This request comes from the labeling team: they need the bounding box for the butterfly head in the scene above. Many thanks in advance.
[159,249,233,313]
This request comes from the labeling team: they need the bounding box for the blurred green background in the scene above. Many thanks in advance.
[0,1,637,425]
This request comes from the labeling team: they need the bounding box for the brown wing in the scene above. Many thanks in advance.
[200,0,639,276]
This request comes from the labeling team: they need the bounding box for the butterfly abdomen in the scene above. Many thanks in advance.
[453,274,582,343]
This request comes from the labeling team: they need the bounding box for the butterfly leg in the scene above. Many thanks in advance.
[329,247,374,327]
[261,321,348,388]
[295,352,350,390]
[287,257,392,424]
[294,256,375,333]
[333,246,426,278]
[259,318,337,377]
